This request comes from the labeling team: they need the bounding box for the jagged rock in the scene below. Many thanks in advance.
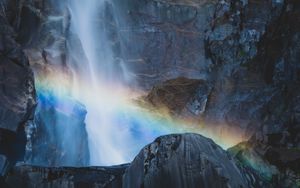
[123,133,263,188]
[5,164,128,188]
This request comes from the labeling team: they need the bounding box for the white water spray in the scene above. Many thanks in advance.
[68,0,135,165]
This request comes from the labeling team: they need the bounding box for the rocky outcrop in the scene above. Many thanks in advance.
[123,133,265,188]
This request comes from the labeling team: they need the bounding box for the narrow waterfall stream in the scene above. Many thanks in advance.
[68,0,138,165]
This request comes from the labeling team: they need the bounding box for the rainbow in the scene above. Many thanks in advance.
[32,65,249,164]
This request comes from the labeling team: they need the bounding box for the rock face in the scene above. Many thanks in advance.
[123,133,264,188]
[0,2,36,180]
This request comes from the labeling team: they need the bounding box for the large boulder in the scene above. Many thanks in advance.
[123,133,264,188]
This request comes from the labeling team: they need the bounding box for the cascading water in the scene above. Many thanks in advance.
[68,0,134,165]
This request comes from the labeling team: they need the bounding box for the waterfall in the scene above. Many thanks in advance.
[68,0,127,165]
